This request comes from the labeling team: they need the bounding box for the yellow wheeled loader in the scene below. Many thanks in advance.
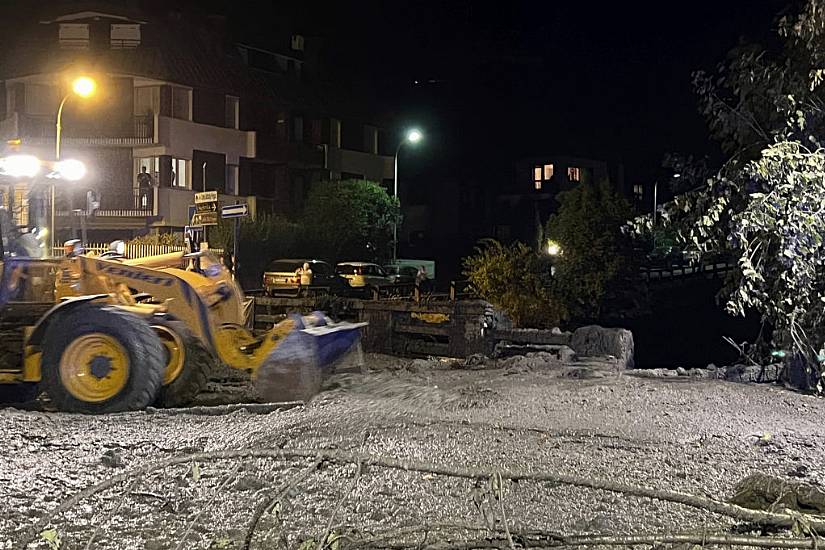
[0,224,365,412]
[53,241,365,409]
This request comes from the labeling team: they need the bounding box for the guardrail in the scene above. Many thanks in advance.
[640,262,733,281]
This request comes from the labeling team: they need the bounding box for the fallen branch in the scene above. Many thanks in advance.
[145,401,303,417]
[174,461,242,550]
[243,456,324,550]
[370,532,823,549]
[318,432,369,550]
[18,447,825,549]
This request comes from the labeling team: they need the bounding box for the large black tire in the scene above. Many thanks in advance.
[40,304,165,413]
[152,317,214,408]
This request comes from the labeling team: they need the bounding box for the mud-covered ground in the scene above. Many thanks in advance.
[2,354,824,549]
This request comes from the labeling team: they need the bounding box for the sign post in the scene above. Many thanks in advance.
[221,202,249,278]
[193,191,219,247]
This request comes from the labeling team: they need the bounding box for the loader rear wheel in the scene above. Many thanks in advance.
[152,318,214,408]
[41,304,165,413]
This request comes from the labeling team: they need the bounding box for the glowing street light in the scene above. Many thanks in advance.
[71,76,96,98]
[406,128,423,144]
[0,155,41,178]
[546,240,562,256]
[393,128,424,262]
[53,159,87,181]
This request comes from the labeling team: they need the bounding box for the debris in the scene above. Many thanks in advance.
[730,473,825,514]
[100,449,124,468]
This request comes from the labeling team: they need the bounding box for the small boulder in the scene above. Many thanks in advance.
[558,345,578,363]
[571,325,634,369]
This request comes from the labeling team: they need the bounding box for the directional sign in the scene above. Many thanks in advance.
[221,203,249,218]
[194,190,218,204]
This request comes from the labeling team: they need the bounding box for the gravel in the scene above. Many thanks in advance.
[2,354,824,549]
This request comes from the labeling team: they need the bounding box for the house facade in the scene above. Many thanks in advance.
[0,4,395,243]
[491,155,624,245]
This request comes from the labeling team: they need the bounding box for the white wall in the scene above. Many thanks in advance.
[156,115,255,164]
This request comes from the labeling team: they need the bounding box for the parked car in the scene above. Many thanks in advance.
[336,262,393,289]
[383,264,419,285]
[263,259,348,295]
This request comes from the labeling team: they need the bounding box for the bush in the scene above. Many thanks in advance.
[463,239,564,328]
[546,181,642,322]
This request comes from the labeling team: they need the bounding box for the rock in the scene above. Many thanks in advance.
[676,367,688,376]
[463,354,488,369]
[571,325,634,369]
[724,363,781,383]
[730,473,825,514]
[551,327,563,335]
[100,448,124,468]
[558,345,577,363]
[499,352,561,372]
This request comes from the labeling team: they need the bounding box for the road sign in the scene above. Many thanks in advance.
[221,203,249,218]
[195,190,218,204]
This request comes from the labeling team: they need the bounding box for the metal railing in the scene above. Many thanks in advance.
[52,243,224,258]
[18,114,153,144]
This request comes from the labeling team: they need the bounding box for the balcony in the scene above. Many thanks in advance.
[3,112,154,146]
[156,116,255,164]
[54,186,263,231]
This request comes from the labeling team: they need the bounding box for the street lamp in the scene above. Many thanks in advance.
[392,128,423,263]
[52,76,96,252]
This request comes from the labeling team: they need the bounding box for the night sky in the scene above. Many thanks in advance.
[0,0,791,186]
[211,1,790,187]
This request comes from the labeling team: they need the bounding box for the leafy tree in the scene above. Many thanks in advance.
[212,214,303,289]
[546,181,640,322]
[302,179,400,263]
[462,239,564,328]
[651,0,825,388]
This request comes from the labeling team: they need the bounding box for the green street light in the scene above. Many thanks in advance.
[393,128,424,263]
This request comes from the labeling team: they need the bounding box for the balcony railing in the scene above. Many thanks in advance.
[18,114,154,145]
[57,188,155,218]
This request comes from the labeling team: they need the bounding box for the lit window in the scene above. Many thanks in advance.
[533,166,543,190]
[633,184,644,198]
[568,167,581,182]
[543,164,554,180]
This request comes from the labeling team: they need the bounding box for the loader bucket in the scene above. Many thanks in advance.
[255,313,366,403]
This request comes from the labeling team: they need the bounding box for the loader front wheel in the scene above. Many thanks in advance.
[41,304,165,413]
[153,317,214,408]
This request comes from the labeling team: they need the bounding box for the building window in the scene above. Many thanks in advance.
[225,96,239,129]
[533,166,542,190]
[59,23,89,49]
[110,24,141,49]
[568,167,581,182]
[534,180,542,190]
[543,164,554,180]
[136,157,160,186]
[291,34,305,51]
[633,184,644,200]
[172,158,189,188]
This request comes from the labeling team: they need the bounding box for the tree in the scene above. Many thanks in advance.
[546,181,640,322]
[212,214,303,289]
[463,239,563,328]
[656,0,825,389]
[302,179,400,263]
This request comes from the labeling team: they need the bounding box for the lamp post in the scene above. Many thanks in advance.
[392,128,422,263]
[52,76,96,252]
